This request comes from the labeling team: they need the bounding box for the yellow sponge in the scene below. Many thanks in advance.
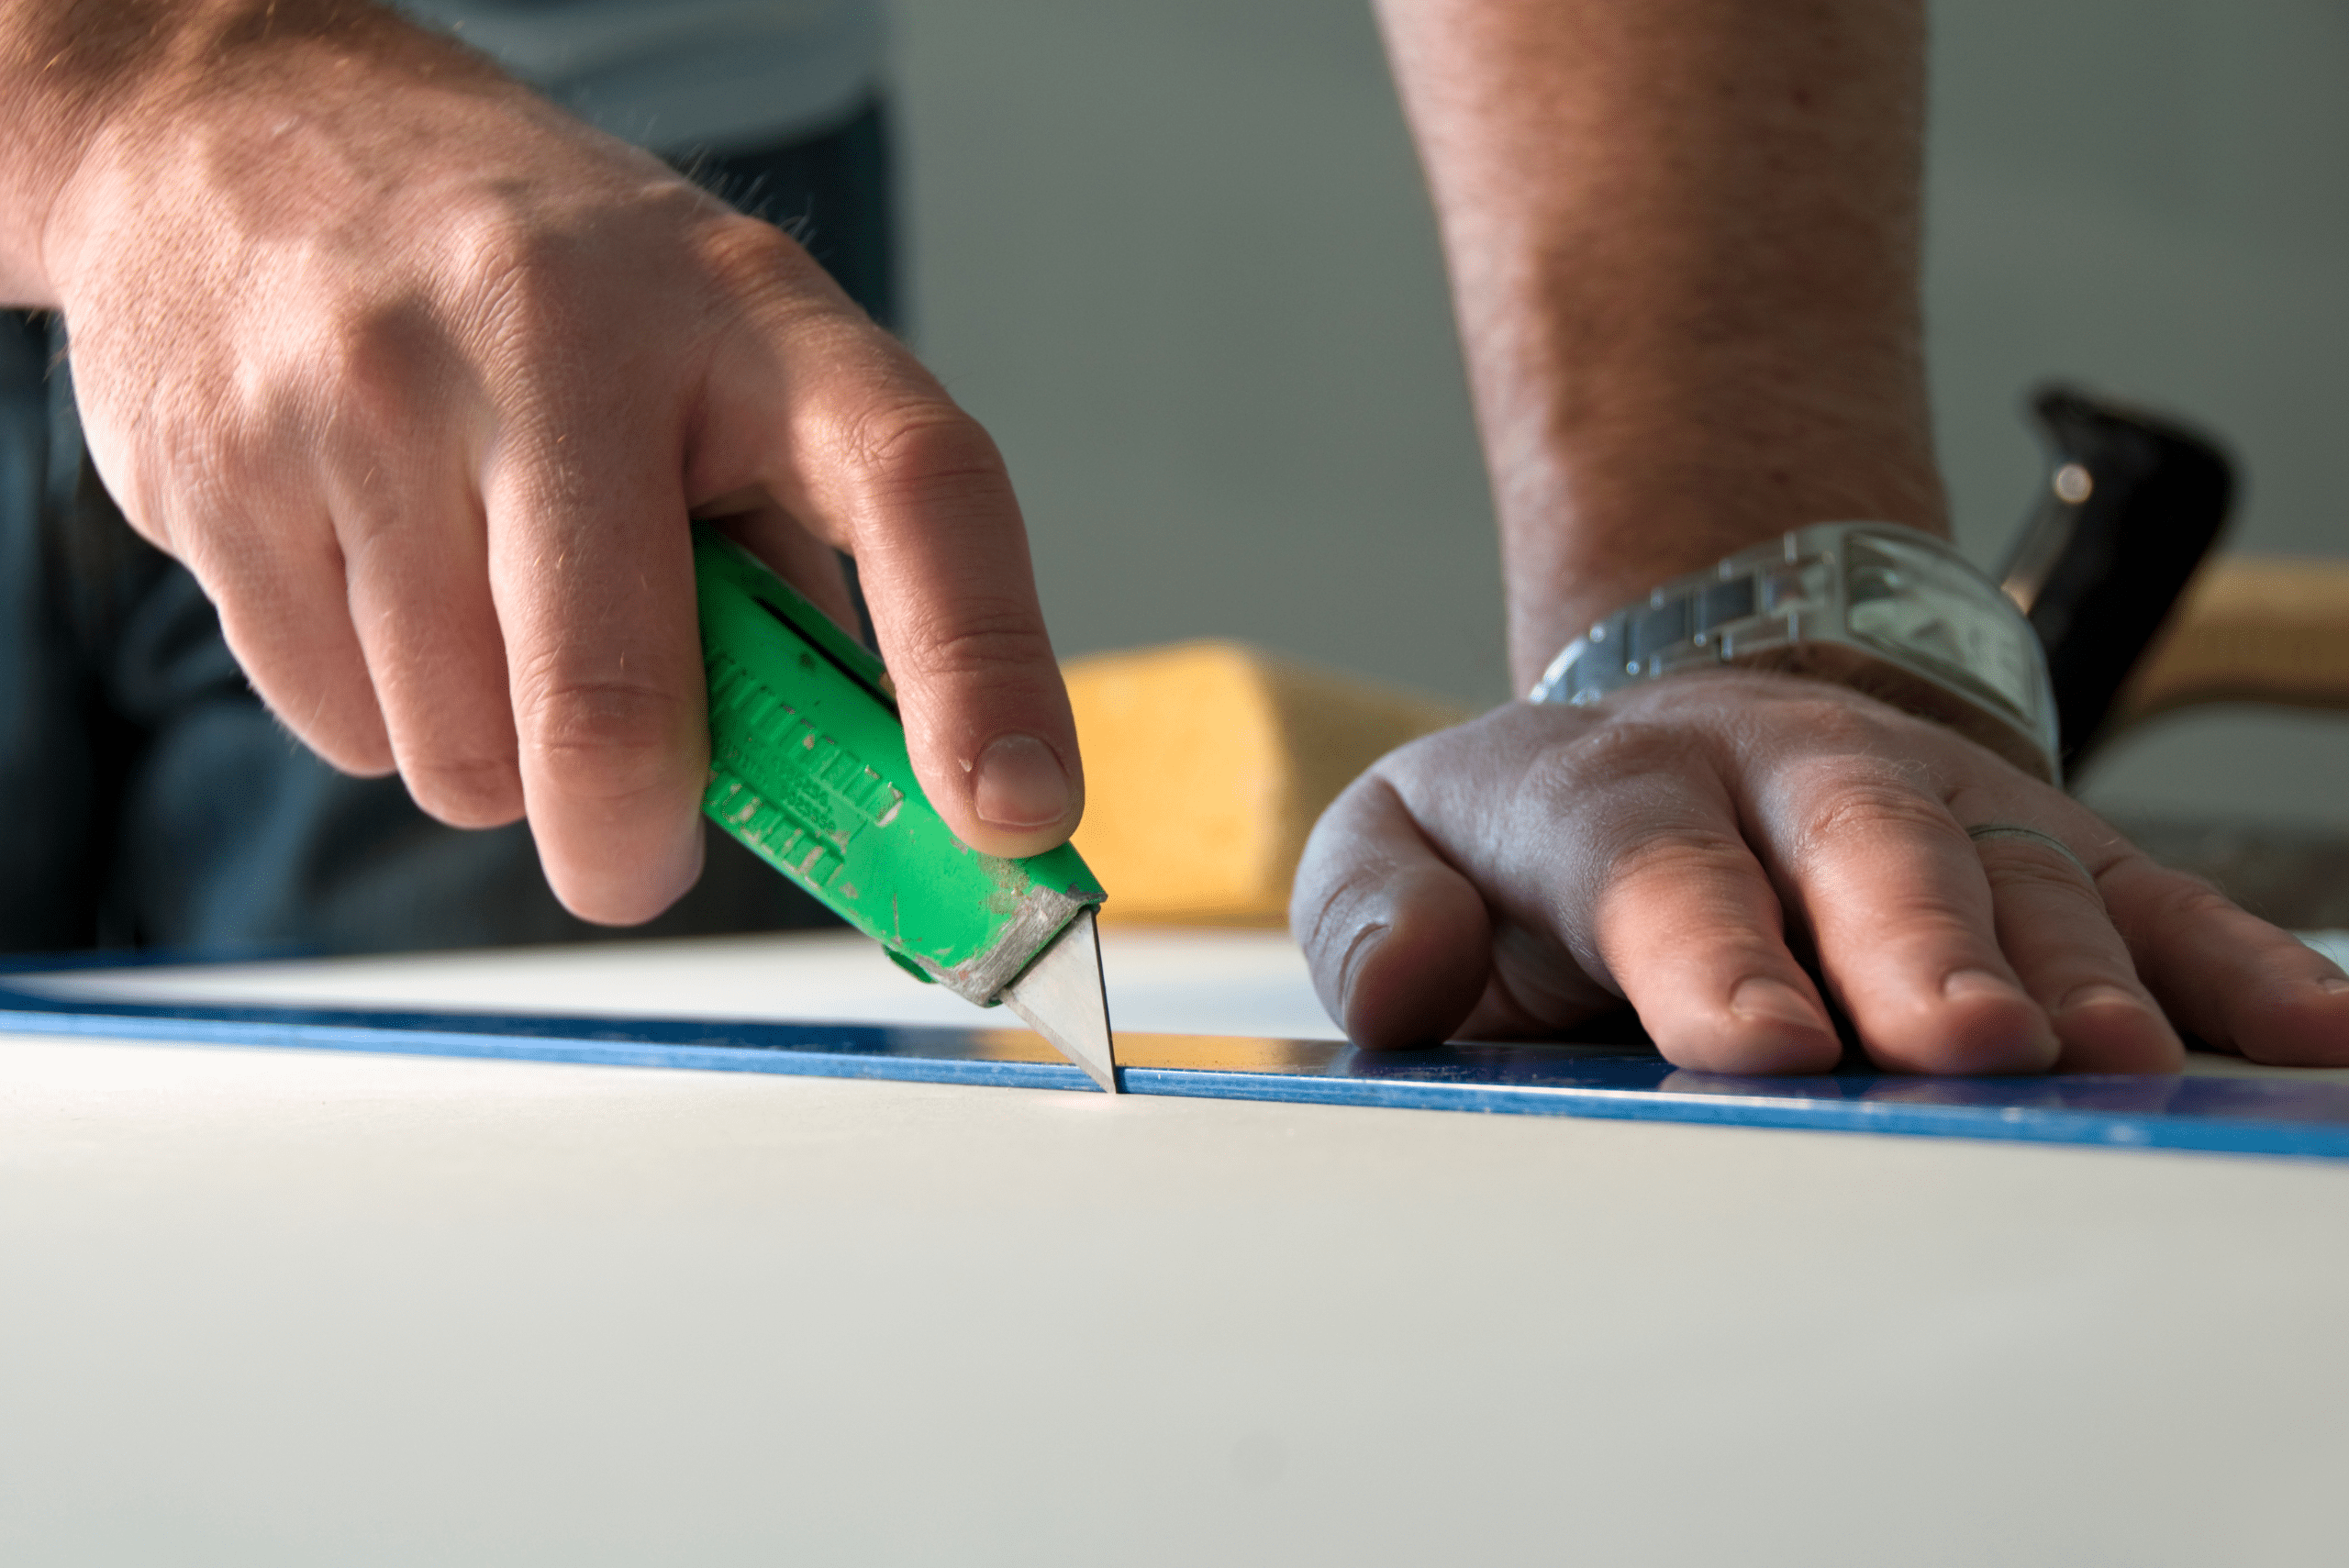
[1062,641,1469,924]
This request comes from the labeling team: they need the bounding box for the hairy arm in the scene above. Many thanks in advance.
[0,2,488,303]
[1377,0,1940,684]
[1290,0,2349,1072]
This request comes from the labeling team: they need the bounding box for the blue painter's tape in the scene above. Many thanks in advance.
[5,980,2349,1161]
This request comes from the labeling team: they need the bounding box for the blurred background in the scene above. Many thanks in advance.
[888,0,2349,834]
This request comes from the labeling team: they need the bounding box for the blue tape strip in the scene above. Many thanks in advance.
[6,981,2348,1161]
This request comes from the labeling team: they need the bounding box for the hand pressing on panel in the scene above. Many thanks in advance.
[1293,672,2349,1072]
[0,0,1082,925]
[1338,0,2341,1069]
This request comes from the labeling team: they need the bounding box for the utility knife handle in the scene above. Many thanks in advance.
[693,527,1105,1005]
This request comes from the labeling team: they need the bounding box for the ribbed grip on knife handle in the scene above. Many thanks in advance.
[692,526,1106,1003]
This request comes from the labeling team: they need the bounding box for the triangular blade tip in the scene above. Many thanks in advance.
[1000,909,1119,1094]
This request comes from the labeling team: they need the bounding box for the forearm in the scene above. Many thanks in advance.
[0,0,505,306]
[1376,0,1942,691]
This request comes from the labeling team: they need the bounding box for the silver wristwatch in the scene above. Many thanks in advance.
[1528,523,2062,783]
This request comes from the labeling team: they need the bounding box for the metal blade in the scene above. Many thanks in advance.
[998,907,1118,1093]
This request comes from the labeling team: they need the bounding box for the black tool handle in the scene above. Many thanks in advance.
[1994,385,2235,776]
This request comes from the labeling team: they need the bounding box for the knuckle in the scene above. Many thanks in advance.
[1598,827,1756,892]
[438,200,599,363]
[318,299,445,439]
[1797,778,1954,851]
[1519,717,1705,809]
[1977,845,2099,903]
[889,602,1055,684]
[2111,859,2240,929]
[1583,830,1768,964]
[450,207,562,316]
[512,675,692,800]
[438,178,724,356]
[840,397,1008,502]
[695,214,823,302]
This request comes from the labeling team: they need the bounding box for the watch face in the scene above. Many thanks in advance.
[1842,531,2045,728]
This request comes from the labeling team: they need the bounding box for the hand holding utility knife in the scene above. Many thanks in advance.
[691,526,1119,1091]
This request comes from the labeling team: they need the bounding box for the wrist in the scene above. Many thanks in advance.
[1525,520,2060,783]
[0,1,189,303]
[1498,393,1947,692]
[15,2,508,307]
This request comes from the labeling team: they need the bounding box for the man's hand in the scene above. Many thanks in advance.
[1341,0,2349,1069]
[1,2,1081,924]
[1295,672,2349,1071]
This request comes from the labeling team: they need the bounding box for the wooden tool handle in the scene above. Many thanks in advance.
[2115,557,2349,724]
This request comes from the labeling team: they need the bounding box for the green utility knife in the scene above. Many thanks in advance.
[692,525,1118,1091]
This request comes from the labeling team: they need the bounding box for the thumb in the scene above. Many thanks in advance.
[1291,773,1493,1047]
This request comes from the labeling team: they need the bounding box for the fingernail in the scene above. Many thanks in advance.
[2322,978,2349,996]
[1943,968,2027,1005]
[2054,982,2146,1018]
[1944,967,2060,1067]
[972,733,1073,829]
[1731,977,1826,1031]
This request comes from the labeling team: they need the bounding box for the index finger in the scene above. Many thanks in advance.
[696,286,1083,861]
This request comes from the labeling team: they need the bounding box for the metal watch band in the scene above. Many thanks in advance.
[1527,523,2062,783]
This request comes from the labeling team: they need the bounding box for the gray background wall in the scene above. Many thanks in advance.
[890,0,2349,828]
